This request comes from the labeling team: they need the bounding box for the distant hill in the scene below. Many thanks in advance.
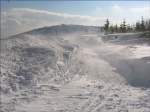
[3,24,101,39]
[26,24,101,35]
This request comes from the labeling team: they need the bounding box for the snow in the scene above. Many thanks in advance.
[1,25,150,112]
[131,45,150,59]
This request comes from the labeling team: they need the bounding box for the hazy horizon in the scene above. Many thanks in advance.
[1,1,150,37]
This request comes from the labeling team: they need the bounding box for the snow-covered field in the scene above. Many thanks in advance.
[1,25,150,112]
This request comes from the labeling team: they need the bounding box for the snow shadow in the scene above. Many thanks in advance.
[107,56,150,88]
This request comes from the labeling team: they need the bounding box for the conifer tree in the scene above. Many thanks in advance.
[122,19,126,33]
[135,22,141,32]
[114,24,118,33]
[120,22,124,33]
[104,19,110,34]
[109,25,114,33]
[141,16,145,31]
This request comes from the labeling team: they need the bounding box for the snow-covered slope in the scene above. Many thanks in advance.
[7,24,100,38]
[1,25,150,112]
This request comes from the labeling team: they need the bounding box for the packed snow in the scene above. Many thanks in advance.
[0,25,150,112]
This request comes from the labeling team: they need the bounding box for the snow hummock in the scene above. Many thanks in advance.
[131,45,150,59]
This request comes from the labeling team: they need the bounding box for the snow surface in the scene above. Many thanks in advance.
[1,25,150,112]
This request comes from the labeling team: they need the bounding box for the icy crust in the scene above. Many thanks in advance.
[1,30,150,112]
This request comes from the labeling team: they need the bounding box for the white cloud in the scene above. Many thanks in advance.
[129,6,150,13]
[112,4,122,11]
[12,8,102,21]
[109,5,150,25]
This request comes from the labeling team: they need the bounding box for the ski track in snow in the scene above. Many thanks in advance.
[1,31,150,112]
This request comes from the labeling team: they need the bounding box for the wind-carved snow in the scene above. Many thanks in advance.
[1,25,150,112]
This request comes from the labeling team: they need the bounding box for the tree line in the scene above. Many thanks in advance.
[103,17,150,34]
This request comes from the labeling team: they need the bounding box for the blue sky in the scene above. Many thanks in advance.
[2,1,149,15]
[1,1,150,37]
